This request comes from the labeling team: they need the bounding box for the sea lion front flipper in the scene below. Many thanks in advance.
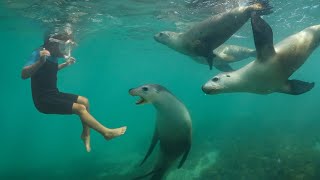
[213,63,234,72]
[279,80,315,95]
[140,127,159,166]
[206,57,213,70]
[178,142,191,169]
[251,13,276,61]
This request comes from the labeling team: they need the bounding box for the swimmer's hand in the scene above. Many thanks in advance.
[65,56,76,66]
[65,39,78,46]
[58,56,76,70]
[40,48,50,63]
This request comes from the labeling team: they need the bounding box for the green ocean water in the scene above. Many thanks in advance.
[1,0,320,179]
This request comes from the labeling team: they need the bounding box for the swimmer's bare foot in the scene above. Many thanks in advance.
[104,126,127,140]
[81,135,91,152]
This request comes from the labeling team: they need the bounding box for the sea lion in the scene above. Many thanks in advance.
[192,44,256,71]
[202,14,318,95]
[129,84,192,180]
[154,0,272,71]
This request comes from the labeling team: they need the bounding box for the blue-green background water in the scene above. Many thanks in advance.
[1,0,320,179]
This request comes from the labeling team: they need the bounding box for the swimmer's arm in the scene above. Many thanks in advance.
[58,62,69,70]
[21,49,50,79]
[21,56,46,79]
[58,57,76,70]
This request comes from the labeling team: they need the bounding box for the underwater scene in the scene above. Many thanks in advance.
[1,0,320,179]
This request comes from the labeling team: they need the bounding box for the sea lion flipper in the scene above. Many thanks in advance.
[206,58,213,70]
[140,128,159,166]
[251,13,276,61]
[213,63,234,72]
[178,143,191,169]
[279,80,315,95]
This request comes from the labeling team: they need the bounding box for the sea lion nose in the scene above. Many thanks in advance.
[128,88,134,95]
[153,34,158,41]
[201,85,209,94]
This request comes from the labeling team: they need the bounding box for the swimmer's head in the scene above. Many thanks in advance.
[43,33,75,58]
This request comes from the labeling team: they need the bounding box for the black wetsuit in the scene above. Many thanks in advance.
[26,49,78,114]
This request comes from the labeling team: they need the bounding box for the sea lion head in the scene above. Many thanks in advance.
[154,31,179,46]
[202,73,237,94]
[129,84,169,105]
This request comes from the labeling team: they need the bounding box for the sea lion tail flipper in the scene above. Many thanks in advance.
[178,143,191,169]
[251,12,276,61]
[279,80,315,95]
[248,0,273,16]
[140,129,159,166]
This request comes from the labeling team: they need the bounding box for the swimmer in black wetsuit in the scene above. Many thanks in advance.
[21,32,127,152]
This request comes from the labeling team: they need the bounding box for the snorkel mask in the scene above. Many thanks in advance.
[48,36,77,59]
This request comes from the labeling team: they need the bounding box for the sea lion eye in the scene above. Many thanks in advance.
[142,87,149,91]
[212,77,219,82]
[226,74,230,77]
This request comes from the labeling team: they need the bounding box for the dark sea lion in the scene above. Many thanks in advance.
[202,14,319,95]
[154,0,272,71]
[129,84,192,180]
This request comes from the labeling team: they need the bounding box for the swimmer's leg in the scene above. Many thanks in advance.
[77,96,91,152]
[72,103,127,143]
